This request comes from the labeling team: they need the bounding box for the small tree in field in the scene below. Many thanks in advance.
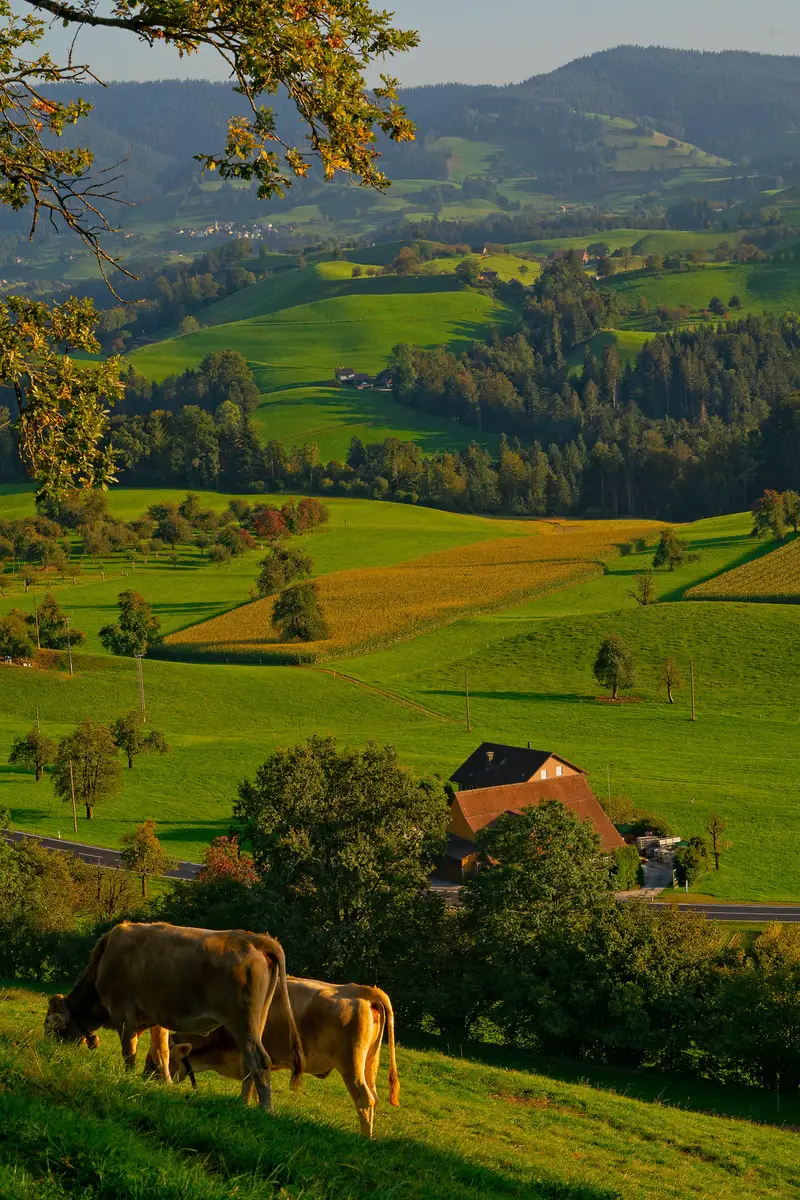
[594,634,635,700]
[653,528,687,571]
[751,490,786,540]
[782,490,800,533]
[629,571,655,606]
[662,657,683,704]
[120,820,175,898]
[273,581,329,642]
[9,728,57,782]
[256,545,313,596]
[99,590,162,656]
[0,804,10,830]
[705,812,730,871]
[52,718,121,820]
[111,711,170,769]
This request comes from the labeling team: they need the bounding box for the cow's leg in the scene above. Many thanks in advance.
[343,1070,375,1138]
[228,1021,273,1111]
[119,1027,140,1072]
[239,1075,256,1105]
[148,1026,172,1083]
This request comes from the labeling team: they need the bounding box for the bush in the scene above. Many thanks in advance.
[610,843,641,891]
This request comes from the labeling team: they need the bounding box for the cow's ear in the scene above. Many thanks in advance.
[46,994,65,1012]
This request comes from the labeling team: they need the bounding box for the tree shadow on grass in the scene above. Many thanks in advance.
[155,821,231,848]
[405,1031,800,1130]
[424,689,592,705]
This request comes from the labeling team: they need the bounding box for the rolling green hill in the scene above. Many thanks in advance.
[129,273,514,457]
[2,984,799,1200]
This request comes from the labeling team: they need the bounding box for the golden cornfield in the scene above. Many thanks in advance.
[166,519,663,663]
[687,537,800,603]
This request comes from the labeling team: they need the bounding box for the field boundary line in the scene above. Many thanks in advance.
[297,664,457,724]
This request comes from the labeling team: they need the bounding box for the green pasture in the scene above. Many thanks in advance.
[251,384,491,459]
[631,230,744,255]
[567,329,652,371]
[4,490,800,900]
[2,986,797,1200]
[130,278,513,394]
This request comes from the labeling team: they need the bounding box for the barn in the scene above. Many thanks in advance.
[438,742,624,882]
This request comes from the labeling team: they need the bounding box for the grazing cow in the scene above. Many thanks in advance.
[147,977,399,1137]
[44,921,303,1111]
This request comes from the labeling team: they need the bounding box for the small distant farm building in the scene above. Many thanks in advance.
[479,268,499,282]
[548,248,589,265]
[335,367,356,383]
[439,741,623,881]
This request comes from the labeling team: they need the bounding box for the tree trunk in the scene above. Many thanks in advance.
[667,682,674,704]
[85,804,94,819]
[128,753,134,768]
[35,764,42,781]
[612,681,618,700]
[141,874,147,898]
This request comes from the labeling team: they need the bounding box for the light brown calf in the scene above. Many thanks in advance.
[148,977,399,1137]
[44,921,303,1112]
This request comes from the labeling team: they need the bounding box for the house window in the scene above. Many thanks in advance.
[540,769,547,780]
[556,765,563,777]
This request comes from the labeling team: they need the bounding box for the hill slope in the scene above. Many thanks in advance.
[2,984,799,1199]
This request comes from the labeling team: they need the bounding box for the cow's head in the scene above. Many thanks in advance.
[44,994,100,1049]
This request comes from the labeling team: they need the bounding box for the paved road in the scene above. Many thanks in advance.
[654,901,800,922]
[3,829,202,881]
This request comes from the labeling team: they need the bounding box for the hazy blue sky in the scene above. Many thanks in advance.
[33,0,800,87]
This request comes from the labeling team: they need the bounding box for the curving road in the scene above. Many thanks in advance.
[2,829,201,881]
[654,901,800,923]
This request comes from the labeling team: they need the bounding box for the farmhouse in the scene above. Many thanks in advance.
[548,248,590,265]
[334,367,393,390]
[439,742,623,881]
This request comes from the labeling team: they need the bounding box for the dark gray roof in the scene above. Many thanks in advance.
[443,832,477,862]
[449,742,584,789]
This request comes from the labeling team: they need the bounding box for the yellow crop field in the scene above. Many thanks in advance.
[165,519,663,663]
[687,536,800,603]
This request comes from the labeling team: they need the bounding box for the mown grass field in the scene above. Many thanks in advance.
[2,984,798,1200]
[165,519,661,663]
[688,533,800,602]
[2,490,800,899]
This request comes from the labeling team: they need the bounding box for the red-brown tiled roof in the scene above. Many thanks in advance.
[450,776,624,851]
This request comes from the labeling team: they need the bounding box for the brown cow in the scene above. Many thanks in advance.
[44,921,303,1111]
[147,977,399,1137]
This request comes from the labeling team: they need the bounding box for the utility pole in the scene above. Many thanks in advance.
[464,668,471,733]
[35,705,40,732]
[607,764,612,805]
[690,658,696,722]
[68,760,78,835]
[32,593,40,650]
[135,653,146,722]
[65,618,73,677]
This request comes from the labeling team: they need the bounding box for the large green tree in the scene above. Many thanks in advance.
[99,589,161,656]
[9,727,57,781]
[593,633,636,700]
[111,710,169,769]
[0,0,417,497]
[52,717,121,819]
[232,736,448,987]
[272,580,328,641]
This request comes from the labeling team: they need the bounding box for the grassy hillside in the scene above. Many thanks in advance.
[2,984,799,1200]
[603,256,800,323]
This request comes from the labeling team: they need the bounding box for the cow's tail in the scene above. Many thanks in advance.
[263,937,304,1091]
[364,986,400,1107]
